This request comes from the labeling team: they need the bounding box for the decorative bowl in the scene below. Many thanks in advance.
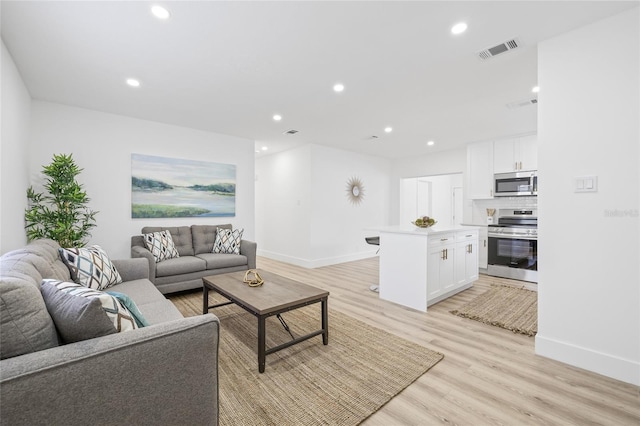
[411,221,437,228]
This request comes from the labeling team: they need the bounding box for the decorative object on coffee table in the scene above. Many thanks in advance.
[243,269,264,287]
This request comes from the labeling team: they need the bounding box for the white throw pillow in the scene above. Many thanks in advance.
[213,228,243,255]
[143,230,180,262]
[59,245,123,290]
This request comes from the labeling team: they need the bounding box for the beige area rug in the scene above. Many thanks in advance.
[450,285,538,336]
[171,291,444,426]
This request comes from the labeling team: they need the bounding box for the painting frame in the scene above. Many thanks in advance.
[131,153,236,219]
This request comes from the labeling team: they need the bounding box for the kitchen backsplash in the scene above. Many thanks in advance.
[470,196,537,224]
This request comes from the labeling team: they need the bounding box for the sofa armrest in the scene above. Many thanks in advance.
[0,314,220,426]
[240,239,257,269]
[131,245,157,283]
[111,258,149,281]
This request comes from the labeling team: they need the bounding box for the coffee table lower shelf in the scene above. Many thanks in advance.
[203,272,329,373]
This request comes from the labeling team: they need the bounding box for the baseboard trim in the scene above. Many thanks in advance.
[535,334,640,386]
[257,249,378,269]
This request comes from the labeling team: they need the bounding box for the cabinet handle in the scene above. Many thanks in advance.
[484,239,487,247]
[490,189,493,197]
[520,161,523,170]
[515,161,518,170]
[441,249,446,260]
[445,248,448,260]
[440,238,448,241]
[466,234,473,237]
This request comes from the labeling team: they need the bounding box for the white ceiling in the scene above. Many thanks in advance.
[2,1,637,159]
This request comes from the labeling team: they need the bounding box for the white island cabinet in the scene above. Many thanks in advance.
[378,226,479,312]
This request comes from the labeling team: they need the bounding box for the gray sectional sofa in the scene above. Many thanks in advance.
[0,239,220,426]
[131,224,256,294]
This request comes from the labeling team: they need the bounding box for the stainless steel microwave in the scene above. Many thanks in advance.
[494,171,537,197]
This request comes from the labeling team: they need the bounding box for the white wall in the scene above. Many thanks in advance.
[390,147,466,224]
[256,144,390,268]
[255,145,312,264]
[27,101,255,259]
[536,8,639,385]
[1,40,32,254]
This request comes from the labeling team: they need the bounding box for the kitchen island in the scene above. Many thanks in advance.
[378,225,480,312]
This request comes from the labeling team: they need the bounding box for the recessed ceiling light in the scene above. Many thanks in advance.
[333,83,345,93]
[451,22,467,35]
[273,114,282,121]
[261,146,268,151]
[151,5,170,20]
[126,78,140,87]
[384,127,393,133]
[427,140,435,146]
[532,86,540,93]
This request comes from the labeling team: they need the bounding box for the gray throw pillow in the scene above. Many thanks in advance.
[41,280,117,343]
[0,277,60,360]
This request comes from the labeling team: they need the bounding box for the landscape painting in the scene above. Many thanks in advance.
[131,153,236,218]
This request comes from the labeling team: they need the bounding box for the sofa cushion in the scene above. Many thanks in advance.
[192,224,232,255]
[143,230,180,262]
[0,276,60,360]
[196,253,248,270]
[58,245,123,290]
[213,228,243,255]
[137,299,184,324]
[142,226,194,256]
[109,278,171,306]
[42,280,139,333]
[155,256,206,278]
[40,280,117,343]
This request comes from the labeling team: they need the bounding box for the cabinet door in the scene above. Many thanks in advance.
[517,135,538,171]
[427,247,445,299]
[465,240,479,282]
[478,228,488,269]
[454,244,467,287]
[493,139,516,173]
[466,141,494,199]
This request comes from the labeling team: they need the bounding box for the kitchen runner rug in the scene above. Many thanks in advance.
[450,285,538,336]
[171,290,444,426]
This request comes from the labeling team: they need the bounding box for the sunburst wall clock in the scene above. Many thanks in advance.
[346,176,365,205]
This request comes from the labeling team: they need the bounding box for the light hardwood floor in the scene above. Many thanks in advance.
[256,256,640,425]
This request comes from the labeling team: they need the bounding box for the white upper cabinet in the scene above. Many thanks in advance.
[494,135,538,173]
[466,141,494,199]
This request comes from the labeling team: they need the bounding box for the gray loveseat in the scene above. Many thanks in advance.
[131,224,256,294]
[0,239,220,426]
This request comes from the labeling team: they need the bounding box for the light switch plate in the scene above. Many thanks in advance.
[575,176,598,193]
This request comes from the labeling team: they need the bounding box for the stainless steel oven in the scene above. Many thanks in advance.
[487,209,538,283]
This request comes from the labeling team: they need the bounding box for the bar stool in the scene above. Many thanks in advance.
[365,236,380,292]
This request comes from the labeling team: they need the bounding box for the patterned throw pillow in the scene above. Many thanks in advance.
[42,279,139,335]
[213,227,244,255]
[59,245,123,290]
[143,230,180,263]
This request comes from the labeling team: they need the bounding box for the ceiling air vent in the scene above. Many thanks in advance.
[506,98,538,109]
[283,129,299,135]
[478,38,520,60]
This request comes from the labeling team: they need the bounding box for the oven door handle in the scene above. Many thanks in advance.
[488,234,537,241]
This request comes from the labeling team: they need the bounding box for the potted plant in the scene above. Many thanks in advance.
[24,153,98,247]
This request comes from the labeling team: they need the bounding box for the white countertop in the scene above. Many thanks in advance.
[376,224,480,236]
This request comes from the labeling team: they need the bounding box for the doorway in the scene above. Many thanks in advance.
[399,173,463,228]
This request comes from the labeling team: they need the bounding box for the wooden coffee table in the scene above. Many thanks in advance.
[202,270,329,373]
